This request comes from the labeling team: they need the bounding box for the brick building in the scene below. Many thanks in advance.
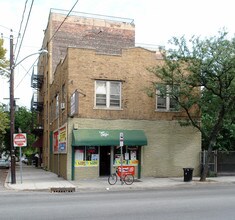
[32,9,201,180]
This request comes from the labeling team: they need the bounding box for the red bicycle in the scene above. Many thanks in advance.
[108,166,134,185]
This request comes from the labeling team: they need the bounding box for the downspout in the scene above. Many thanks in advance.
[71,146,75,180]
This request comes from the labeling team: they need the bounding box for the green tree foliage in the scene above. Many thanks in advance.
[3,107,37,158]
[0,38,9,77]
[0,105,9,154]
[0,38,7,59]
[148,31,235,181]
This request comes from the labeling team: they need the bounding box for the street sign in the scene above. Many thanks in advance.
[14,133,27,147]
[120,132,124,147]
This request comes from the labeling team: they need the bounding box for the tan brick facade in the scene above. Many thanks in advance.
[48,47,201,180]
[35,10,201,180]
[37,11,135,171]
[65,118,200,180]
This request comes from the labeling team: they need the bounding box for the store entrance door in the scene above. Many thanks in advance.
[100,147,111,176]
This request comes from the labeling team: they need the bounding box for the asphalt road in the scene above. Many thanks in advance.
[0,183,235,220]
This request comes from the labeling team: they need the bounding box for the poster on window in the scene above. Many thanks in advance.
[130,151,137,160]
[53,123,67,153]
[75,149,84,161]
[91,154,98,161]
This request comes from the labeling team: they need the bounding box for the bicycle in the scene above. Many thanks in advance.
[108,166,134,185]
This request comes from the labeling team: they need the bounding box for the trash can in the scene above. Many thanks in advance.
[183,168,194,182]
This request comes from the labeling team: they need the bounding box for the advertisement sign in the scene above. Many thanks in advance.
[74,149,99,167]
[59,125,67,152]
[53,124,67,153]
[74,160,98,167]
[117,166,135,176]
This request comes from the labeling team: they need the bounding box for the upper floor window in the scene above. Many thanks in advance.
[156,84,179,111]
[95,80,121,109]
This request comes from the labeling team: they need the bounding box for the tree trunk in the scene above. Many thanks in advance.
[200,106,225,181]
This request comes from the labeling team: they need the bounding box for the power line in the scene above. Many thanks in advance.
[47,0,79,46]
[15,0,35,64]
[15,57,37,90]
[14,0,29,55]
[0,24,12,32]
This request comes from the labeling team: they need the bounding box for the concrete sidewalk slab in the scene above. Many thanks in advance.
[6,165,75,191]
[5,164,235,192]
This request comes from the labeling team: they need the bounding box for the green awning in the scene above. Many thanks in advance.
[72,129,147,146]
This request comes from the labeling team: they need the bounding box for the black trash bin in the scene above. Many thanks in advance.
[183,168,194,182]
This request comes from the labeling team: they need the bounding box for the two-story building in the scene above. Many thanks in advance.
[32,9,201,180]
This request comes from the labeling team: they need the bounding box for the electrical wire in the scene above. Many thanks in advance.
[46,0,79,46]
[14,0,29,56]
[16,0,79,89]
[15,57,38,90]
[15,0,35,64]
[0,24,13,31]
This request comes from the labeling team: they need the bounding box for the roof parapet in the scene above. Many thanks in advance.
[50,8,134,24]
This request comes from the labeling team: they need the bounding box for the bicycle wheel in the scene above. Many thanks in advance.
[124,174,134,185]
[108,173,117,185]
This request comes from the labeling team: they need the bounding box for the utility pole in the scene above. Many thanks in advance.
[10,34,16,184]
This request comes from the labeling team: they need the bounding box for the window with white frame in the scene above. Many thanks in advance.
[156,84,179,111]
[95,80,121,108]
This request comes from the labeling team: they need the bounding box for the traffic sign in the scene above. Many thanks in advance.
[120,132,124,147]
[14,133,27,147]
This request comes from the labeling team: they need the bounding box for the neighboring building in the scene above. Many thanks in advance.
[31,9,201,180]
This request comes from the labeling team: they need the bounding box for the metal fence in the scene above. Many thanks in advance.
[200,151,235,176]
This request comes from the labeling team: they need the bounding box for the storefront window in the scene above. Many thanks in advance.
[113,146,139,166]
[75,146,99,167]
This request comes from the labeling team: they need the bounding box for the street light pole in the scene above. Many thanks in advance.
[10,34,16,184]
[7,35,47,184]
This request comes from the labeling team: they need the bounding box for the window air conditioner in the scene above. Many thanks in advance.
[61,103,65,110]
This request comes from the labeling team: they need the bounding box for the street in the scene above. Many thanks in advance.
[0,183,235,220]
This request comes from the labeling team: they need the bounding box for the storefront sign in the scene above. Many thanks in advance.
[74,160,98,167]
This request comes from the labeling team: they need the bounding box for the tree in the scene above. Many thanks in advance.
[0,38,9,77]
[3,107,37,158]
[148,31,235,181]
[0,39,9,152]
[0,105,9,155]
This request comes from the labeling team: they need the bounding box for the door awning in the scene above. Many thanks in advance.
[72,129,147,146]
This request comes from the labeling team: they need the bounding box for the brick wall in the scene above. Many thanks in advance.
[74,167,99,180]
[67,118,201,179]
[48,47,201,180]
[60,47,189,121]
[49,12,135,74]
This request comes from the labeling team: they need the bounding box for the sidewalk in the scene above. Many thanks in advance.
[5,164,235,192]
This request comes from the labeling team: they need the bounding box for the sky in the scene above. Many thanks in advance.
[0,0,235,109]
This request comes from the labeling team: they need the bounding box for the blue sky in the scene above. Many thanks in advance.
[0,0,235,108]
